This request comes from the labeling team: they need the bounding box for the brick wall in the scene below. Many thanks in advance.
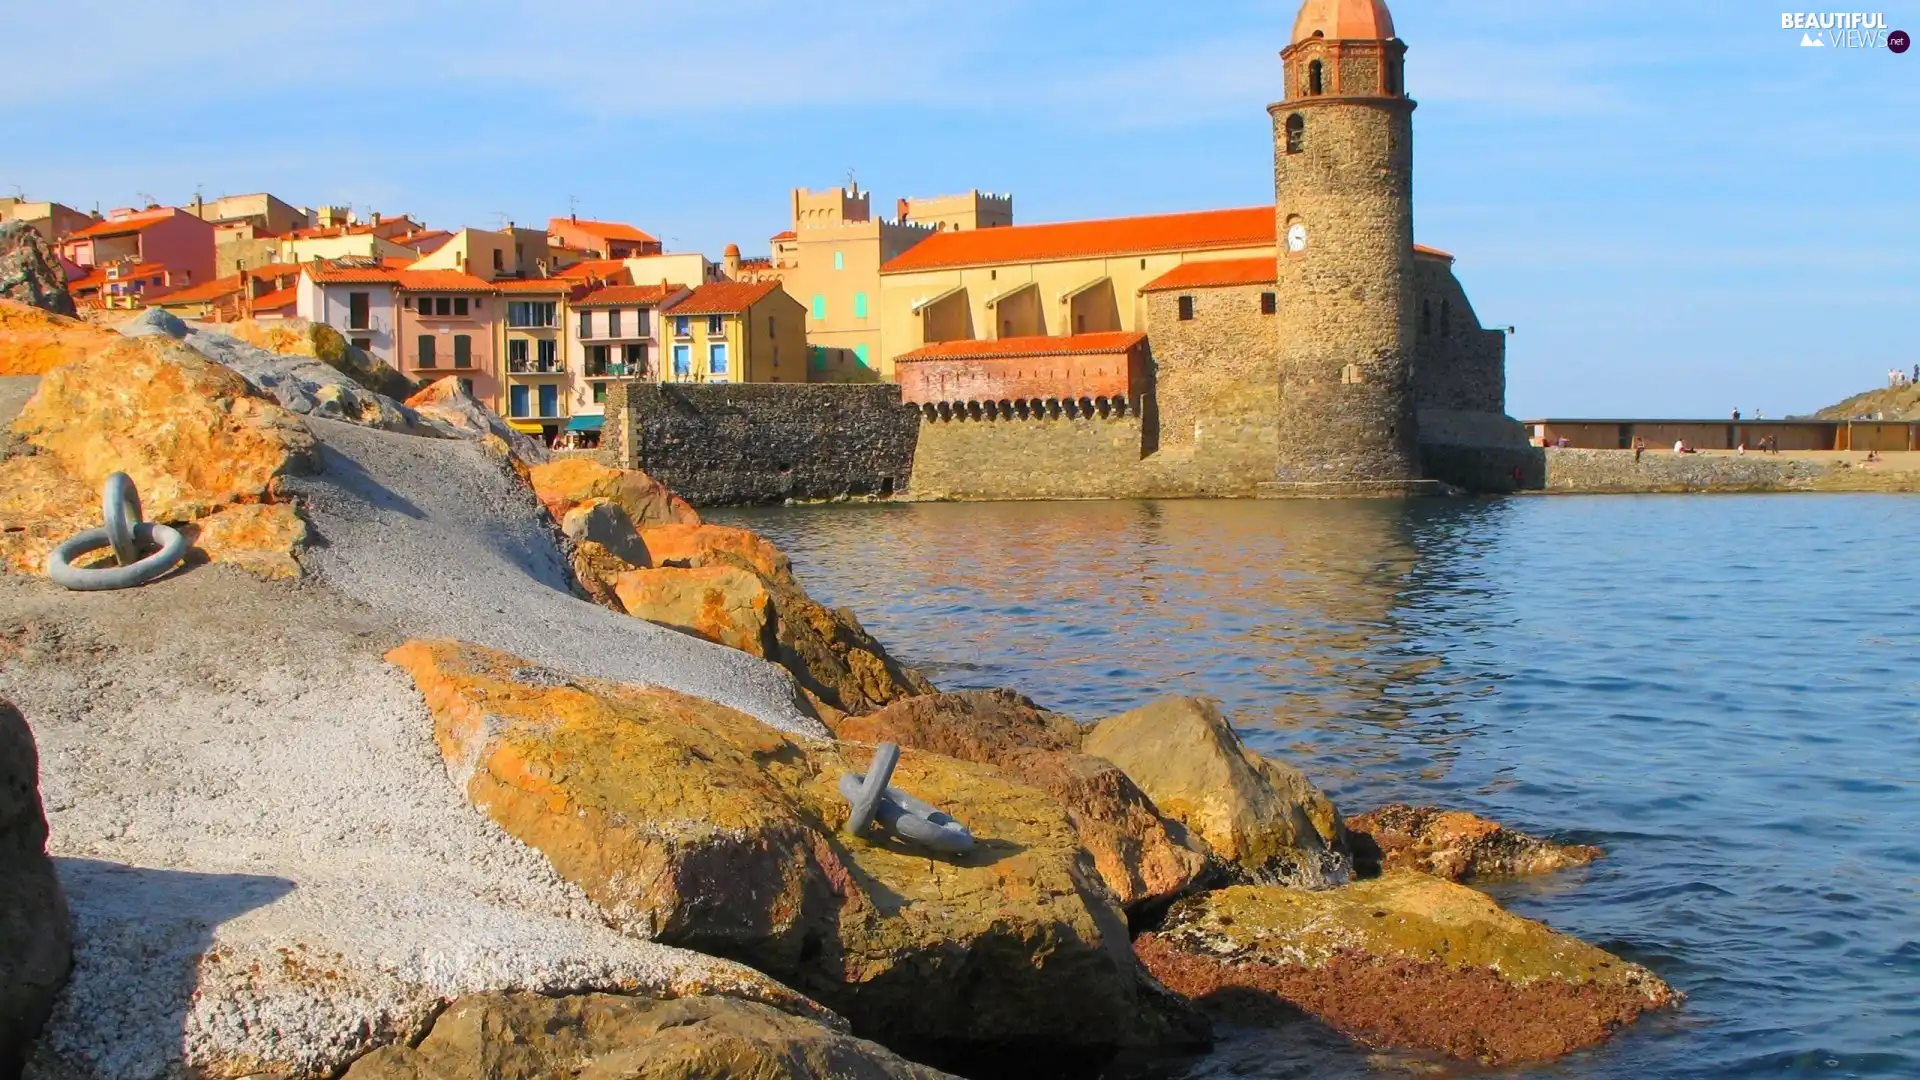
[602,382,919,505]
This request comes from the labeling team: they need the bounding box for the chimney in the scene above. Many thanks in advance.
[571,212,578,224]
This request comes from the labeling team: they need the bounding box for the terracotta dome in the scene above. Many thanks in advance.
[1291,0,1395,43]
[723,243,741,257]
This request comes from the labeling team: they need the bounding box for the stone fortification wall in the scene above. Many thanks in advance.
[1538,448,1857,493]
[1412,259,1505,416]
[1145,286,1280,451]
[603,382,919,505]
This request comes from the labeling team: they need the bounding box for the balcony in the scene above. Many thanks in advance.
[585,360,644,381]
[507,359,566,375]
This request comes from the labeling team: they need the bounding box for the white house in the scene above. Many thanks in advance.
[296,264,402,366]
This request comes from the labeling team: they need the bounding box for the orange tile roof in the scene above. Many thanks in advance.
[65,209,181,239]
[883,207,1275,273]
[65,268,108,292]
[896,331,1147,363]
[307,264,406,285]
[574,283,687,307]
[555,258,630,281]
[393,269,494,292]
[770,230,797,242]
[251,285,298,311]
[286,222,376,240]
[1140,257,1278,292]
[150,273,247,305]
[491,278,576,294]
[550,217,658,244]
[659,280,782,315]
[1413,243,1454,260]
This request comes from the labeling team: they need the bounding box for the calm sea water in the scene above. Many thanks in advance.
[714,496,1920,1080]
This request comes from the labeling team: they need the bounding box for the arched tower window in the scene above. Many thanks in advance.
[1308,60,1325,96]
[1284,114,1305,154]
[1440,299,1452,337]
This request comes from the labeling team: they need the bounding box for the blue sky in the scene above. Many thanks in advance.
[5,1,1914,416]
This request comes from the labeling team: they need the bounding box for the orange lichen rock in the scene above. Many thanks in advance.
[1348,804,1603,882]
[0,300,120,375]
[527,458,699,531]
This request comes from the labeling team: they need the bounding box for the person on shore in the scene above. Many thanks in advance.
[1732,409,1741,421]
[1633,435,1647,462]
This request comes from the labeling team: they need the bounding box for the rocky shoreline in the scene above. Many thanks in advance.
[0,296,1679,1078]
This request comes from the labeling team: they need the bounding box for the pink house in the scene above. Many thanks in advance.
[59,207,216,296]
[392,270,503,411]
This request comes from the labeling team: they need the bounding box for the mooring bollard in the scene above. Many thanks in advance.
[46,473,189,592]
[838,741,974,855]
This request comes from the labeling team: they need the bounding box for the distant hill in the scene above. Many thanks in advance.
[1813,384,1920,421]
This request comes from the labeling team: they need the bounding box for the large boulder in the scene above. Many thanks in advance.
[0,333,316,577]
[528,457,697,530]
[0,299,116,376]
[387,639,1201,1070]
[1134,874,1677,1065]
[1348,804,1603,882]
[612,564,774,656]
[406,377,549,465]
[341,992,957,1080]
[0,223,74,317]
[833,691,1212,913]
[221,317,420,402]
[1,701,70,1079]
[636,523,795,583]
[1082,698,1348,886]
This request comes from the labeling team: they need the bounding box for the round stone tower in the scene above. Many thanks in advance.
[1268,0,1421,487]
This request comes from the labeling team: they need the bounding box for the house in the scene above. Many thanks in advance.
[564,282,691,444]
[494,279,578,439]
[297,263,405,364]
[150,264,307,322]
[409,226,567,281]
[547,216,662,259]
[59,207,216,295]
[0,198,92,244]
[186,192,308,235]
[657,280,805,385]
[280,215,422,264]
[392,270,500,409]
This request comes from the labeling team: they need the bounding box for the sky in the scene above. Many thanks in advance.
[4,0,1915,417]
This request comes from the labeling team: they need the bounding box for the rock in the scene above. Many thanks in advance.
[222,317,420,402]
[0,222,74,317]
[0,299,118,376]
[613,564,775,656]
[114,306,188,341]
[0,334,315,578]
[833,691,1211,913]
[1,701,71,1079]
[387,639,1197,1069]
[406,377,549,465]
[636,523,795,583]
[1082,698,1349,887]
[1348,804,1603,882]
[341,991,956,1080]
[11,335,316,521]
[1134,874,1677,1065]
[748,560,935,716]
[558,499,652,607]
[528,457,697,531]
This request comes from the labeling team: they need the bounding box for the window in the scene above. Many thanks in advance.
[854,343,870,370]
[509,384,529,417]
[636,309,650,335]
[708,342,729,376]
[537,383,557,417]
[707,314,724,336]
[403,296,414,310]
[810,345,826,371]
[509,339,529,368]
[453,296,468,317]
[624,342,646,369]
[1441,300,1451,337]
[579,310,593,338]
[608,310,621,337]
[507,301,555,328]
[538,338,557,370]
[853,292,868,319]
[674,315,690,337]
[453,334,471,367]
[1177,295,1195,321]
[417,334,436,368]
[811,294,825,321]
[1260,292,1277,315]
[492,249,503,272]
[589,344,608,372]
[1420,300,1432,336]
[593,383,607,404]
[350,337,372,352]
[672,344,692,377]
[833,250,844,271]
[1308,60,1324,95]
[1285,114,1305,154]
[435,297,451,317]
[458,377,473,395]
[767,316,775,336]
[348,292,369,330]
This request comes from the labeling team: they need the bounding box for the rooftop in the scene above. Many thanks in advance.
[574,283,686,308]
[555,258,631,282]
[660,280,783,316]
[897,331,1148,363]
[550,217,658,244]
[392,269,495,293]
[64,208,180,240]
[1292,0,1396,44]
[251,285,298,311]
[1140,257,1278,292]
[881,206,1275,273]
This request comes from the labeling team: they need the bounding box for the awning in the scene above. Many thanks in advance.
[566,415,603,432]
[506,420,545,434]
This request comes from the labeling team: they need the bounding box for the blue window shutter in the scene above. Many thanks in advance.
[509,384,529,417]
[537,383,557,417]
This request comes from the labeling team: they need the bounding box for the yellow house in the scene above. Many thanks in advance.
[494,279,576,439]
[876,205,1278,379]
[658,281,806,384]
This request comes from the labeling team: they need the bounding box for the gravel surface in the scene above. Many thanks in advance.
[288,418,825,736]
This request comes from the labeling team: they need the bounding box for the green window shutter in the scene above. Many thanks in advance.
[854,344,870,369]
[833,251,844,271]
[853,292,868,319]
[811,295,825,321]
[809,345,826,370]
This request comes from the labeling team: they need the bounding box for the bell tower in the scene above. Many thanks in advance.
[1269,0,1421,487]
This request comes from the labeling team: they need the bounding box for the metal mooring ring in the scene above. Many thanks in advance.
[838,741,975,855]
[46,475,190,591]
[102,471,143,566]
